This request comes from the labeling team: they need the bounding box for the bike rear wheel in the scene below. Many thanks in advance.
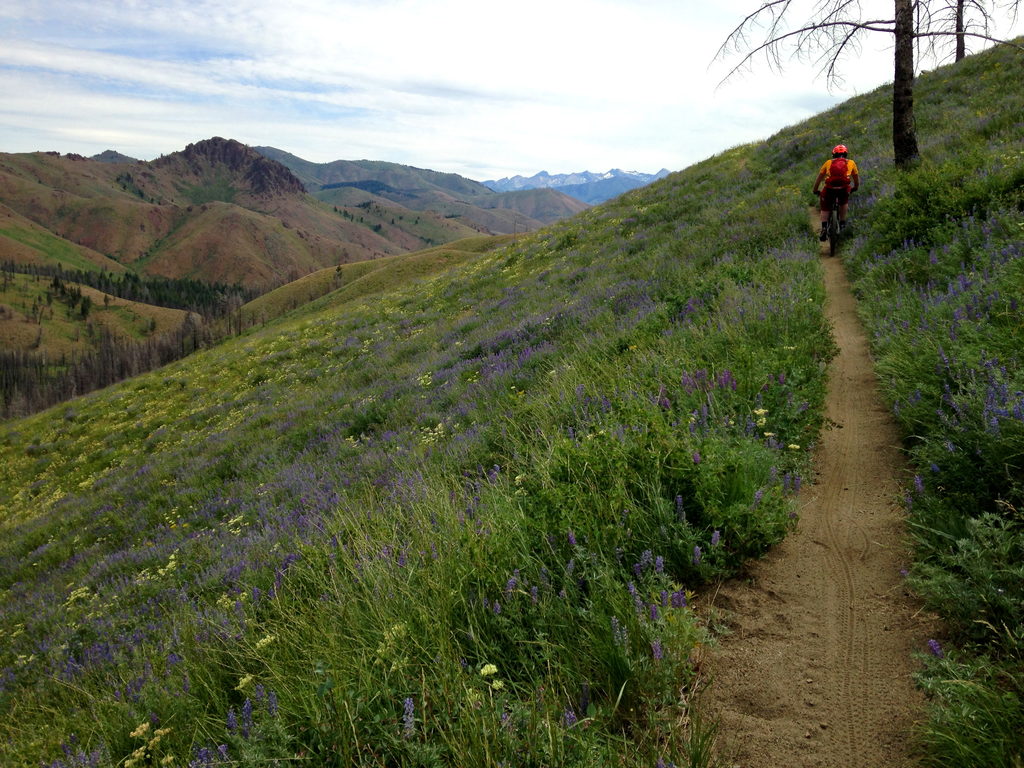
[828,209,839,257]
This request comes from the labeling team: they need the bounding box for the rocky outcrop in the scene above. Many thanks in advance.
[161,137,306,197]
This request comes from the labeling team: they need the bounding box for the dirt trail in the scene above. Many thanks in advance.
[704,223,936,767]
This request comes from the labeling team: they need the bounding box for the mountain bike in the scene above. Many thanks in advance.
[816,189,849,257]
[826,204,841,257]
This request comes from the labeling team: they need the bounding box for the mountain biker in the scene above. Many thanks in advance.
[813,144,860,241]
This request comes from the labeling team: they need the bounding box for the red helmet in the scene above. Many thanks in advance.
[832,144,848,155]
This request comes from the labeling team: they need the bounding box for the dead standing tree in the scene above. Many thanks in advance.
[717,0,1022,168]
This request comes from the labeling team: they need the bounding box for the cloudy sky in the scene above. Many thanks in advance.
[1,1,1019,180]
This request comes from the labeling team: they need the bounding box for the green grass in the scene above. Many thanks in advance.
[0,143,827,767]
[182,175,238,205]
[0,39,1021,768]
[241,235,514,326]
[0,226,112,273]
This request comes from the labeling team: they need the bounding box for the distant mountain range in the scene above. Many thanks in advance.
[483,168,671,204]
[253,147,588,231]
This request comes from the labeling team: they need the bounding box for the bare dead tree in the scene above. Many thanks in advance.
[717,0,1022,168]
[916,0,1022,61]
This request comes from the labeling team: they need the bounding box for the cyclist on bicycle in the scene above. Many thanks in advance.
[813,144,860,241]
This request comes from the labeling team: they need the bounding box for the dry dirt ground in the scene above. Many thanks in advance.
[703,223,938,768]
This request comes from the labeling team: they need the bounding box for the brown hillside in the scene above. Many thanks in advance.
[478,187,591,225]
[135,202,385,288]
[0,138,582,292]
[0,143,401,288]
[0,203,126,272]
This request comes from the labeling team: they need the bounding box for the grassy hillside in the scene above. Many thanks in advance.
[240,236,514,327]
[0,273,188,357]
[0,42,1021,768]
[0,203,126,273]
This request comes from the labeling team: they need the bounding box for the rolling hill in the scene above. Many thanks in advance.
[0,139,404,289]
[1,138,585,295]
[255,146,590,228]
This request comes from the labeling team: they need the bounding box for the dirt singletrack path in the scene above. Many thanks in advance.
[704,220,936,767]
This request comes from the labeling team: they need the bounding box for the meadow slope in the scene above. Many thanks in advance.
[1,42,1022,768]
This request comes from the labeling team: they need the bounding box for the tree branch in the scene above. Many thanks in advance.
[716,18,895,87]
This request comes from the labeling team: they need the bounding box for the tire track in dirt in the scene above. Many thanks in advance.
[702,221,937,768]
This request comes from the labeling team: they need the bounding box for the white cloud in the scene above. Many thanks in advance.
[0,0,1020,179]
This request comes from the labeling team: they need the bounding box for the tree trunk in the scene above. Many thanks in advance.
[955,0,966,61]
[893,0,920,167]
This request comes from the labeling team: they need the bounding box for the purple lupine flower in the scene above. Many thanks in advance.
[675,495,685,522]
[567,528,577,547]
[651,639,663,661]
[753,489,764,507]
[657,386,671,410]
[241,698,253,738]
[914,475,925,494]
[649,603,659,621]
[226,707,238,733]
[671,590,687,609]
[530,585,539,604]
[564,708,578,727]
[711,529,721,547]
[267,690,278,716]
[217,745,229,760]
[692,545,702,566]
[654,555,664,573]
[692,451,701,465]
[403,697,415,738]
[927,639,944,658]
[493,600,502,615]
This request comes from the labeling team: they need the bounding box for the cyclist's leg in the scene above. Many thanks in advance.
[838,187,851,227]
[819,190,832,240]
